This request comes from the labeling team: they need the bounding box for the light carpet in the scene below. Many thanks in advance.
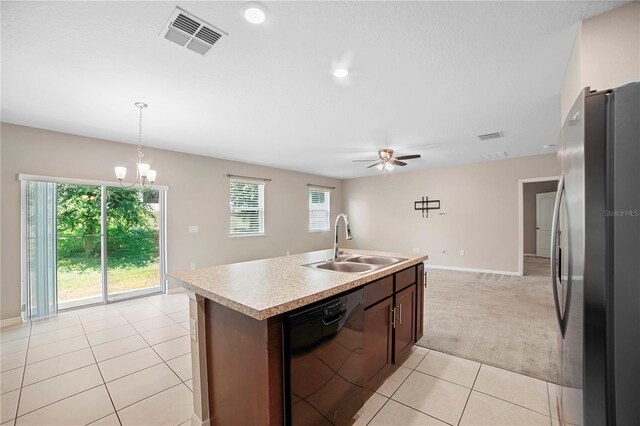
[417,260,560,383]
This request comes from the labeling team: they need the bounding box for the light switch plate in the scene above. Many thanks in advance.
[188,225,199,233]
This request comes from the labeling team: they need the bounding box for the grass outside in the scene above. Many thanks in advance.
[57,258,160,302]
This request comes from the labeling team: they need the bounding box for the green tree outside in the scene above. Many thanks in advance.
[57,184,160,301]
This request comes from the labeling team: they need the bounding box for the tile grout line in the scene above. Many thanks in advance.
[384,398,455,426]
[364,397,389,426]
[376,350,457,426]
[409,367,475,391]
[386,349,429,401]
[78,316,123,426]
[16,352,95,389]
[13,383,106,421]
[112,299,192,424]
[470,388,552,418]
[456,362,482,426]
[11,322,31,426]
[546,381,552,417]
[1,296,188,425]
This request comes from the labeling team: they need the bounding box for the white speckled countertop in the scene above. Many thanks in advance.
[167,249,427,320]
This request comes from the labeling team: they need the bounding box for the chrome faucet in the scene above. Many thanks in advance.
[333,213,352,261]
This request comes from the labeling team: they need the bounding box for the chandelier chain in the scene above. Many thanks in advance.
[137,105,144,160]
[114,102,155,189]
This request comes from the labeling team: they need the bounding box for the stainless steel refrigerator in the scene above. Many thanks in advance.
[552,81,639,425]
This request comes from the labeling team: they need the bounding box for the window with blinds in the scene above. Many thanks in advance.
[309,188,331,231]
[229,180,265,235]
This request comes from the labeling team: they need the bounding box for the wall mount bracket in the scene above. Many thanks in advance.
[414,196,441,218]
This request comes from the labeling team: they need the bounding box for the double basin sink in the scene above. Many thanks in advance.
[304,254,407,274]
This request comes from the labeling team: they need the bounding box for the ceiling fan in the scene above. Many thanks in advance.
[352,148,422,171]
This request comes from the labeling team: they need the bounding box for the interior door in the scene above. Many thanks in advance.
[536,191,556,258]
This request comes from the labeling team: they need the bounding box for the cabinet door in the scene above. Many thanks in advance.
[416,263,425,341]
[364,297,393,388]
[394,284,416,362]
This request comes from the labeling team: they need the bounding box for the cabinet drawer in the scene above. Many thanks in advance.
[364,276,393,308]
[395,266,416,292]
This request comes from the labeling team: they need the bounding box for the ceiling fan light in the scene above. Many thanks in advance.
[332,68,349,78]
[376,163,384,171]
[384,162,395,171]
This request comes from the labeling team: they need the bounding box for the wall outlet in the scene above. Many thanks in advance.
[190,319,197,342]
[188,225,199,233]
[190,262,196,271]
[441,249,446,254]
[459,250,465,256]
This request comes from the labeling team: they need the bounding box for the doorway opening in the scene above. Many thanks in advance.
[21,177,167,319]
[518,177,559,276]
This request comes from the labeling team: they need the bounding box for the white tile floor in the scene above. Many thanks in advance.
[0,293,192,426]
[2,293,562,426]
[359,346,561,426]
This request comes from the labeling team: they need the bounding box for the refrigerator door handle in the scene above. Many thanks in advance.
[550,174,566,337]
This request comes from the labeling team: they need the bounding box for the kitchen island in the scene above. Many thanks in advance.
[168,249,427,426]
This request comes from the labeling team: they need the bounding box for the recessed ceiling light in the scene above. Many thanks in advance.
[543,144,557,150]
[332,68,349,78]
[242,2,268,24]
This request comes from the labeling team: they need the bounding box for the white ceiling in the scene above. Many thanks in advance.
[1,1,623,179]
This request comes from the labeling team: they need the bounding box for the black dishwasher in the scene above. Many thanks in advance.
[284,288,365,426]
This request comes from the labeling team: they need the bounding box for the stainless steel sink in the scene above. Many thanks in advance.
[304,254,407,274]
[311,261,377,273]
[345,255,407,266]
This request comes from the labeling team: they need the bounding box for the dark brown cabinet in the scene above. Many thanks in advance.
[393,284,416,361]
[416,263,425,341]
[364,297,393,387]
[363,264,424,389]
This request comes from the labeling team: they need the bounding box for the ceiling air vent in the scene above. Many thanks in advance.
[161,7,228,56]
[481,151,509,160]
[477,131,504,141]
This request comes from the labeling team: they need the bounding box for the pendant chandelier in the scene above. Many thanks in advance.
[114,102,157,188]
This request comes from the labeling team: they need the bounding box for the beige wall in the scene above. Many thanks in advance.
[561,2,640,122]
[523,180,558,255]
[561,28,582,123]
[0,123,342,321]
[342,154,560,273]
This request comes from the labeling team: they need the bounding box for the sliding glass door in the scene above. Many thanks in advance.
[23,178,166,317]
[106,187,163,300]
[56,184,104,309]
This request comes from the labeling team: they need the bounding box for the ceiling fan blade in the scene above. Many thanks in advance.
[395,154,421,160]
[367,161,383,169]
[391,160,407,166]
[352,159,379,162]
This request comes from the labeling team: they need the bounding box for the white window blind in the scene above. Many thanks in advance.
[309,188,331,231]
[230,180,265,235]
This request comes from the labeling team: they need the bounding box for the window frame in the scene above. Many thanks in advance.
[229,178,266,237]
[308,187,331,232]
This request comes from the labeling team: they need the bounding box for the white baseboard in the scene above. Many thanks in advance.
[191,412,209,426]
[1,316,24,328]
[426,264,521,276]
[524,253,537,257]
